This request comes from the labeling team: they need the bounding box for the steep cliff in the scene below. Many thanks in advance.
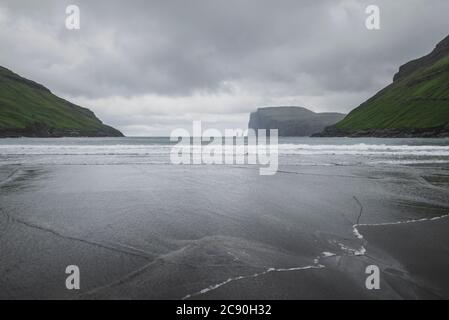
[319,35,449,138]
[249,106,345,136]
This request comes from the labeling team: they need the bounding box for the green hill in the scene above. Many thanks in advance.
[320,35,449,137]
[0,66,123,137]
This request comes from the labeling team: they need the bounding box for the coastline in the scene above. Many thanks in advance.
[314,126,449,138]
[0,126,124,138]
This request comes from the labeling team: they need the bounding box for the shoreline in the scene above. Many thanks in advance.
[314,126,449,138]
[1,148,449,299]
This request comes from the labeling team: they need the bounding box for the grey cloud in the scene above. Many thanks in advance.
[1,0,449,135]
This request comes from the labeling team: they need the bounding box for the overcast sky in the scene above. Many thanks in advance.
[1,0,448,135]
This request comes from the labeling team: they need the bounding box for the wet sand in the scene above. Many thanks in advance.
[191,216,449,300]
[0,163,448,299]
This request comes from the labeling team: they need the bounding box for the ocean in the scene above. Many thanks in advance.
[1,136,449,166]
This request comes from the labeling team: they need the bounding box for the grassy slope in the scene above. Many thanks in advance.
[335,46,449,131]
[0,66,122,136]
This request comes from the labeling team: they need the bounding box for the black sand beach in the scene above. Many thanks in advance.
[1,139,448,300]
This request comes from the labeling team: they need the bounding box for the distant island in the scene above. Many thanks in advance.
[0,66,123,138]
[248,106,345,136]
[317,35,449,138]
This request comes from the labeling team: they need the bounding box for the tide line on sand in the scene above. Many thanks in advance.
[182,207,449,300]
[182,264,325,300]
[353,213,449,240]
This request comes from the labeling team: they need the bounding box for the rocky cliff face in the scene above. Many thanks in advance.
[393,35,449,82]
[248,107,345,136]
